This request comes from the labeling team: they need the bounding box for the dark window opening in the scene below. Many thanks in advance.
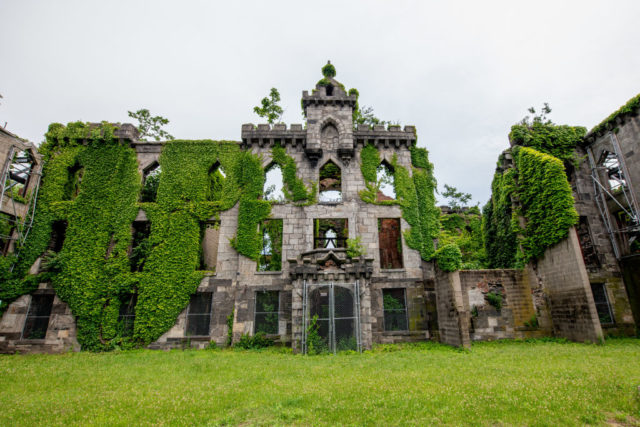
[0,213,16,256]
[118,293,137,337]
[325,85,334,96]
[383,288,408,331]
[48,220,68,253]
[22,294,54,339]
[207,163,226,202]
[314,218,348,249]
[129,221,151,272]
[376,161,396,201]
[590,283,614,325]
[200,220,220,271]
[254,291,279,334]
[378,218,403,269]
[319,160,342,203]
[186,292,212,336]
[62,162,83,201]
[577,216,600,269]
[258,219,283,271]
[140,163,161,203]
[263,163,285,202]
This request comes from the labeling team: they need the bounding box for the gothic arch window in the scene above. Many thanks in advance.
[376,161,395,201]
[319,160,342,203]
[207,162,226,202]
[140,162,161,202]
[263,163,285,202]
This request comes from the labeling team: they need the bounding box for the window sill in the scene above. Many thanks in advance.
[380,268,405,273]
[255,271,282,275]
[381,330,412,335]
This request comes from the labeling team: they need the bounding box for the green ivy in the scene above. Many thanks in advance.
[590,93,640,136]
[270,144,316,204]
[258,219,283,271]
[512,146,578,261]
[509,122,586,164]
[0,125,271,349]
[439,209,486,269]
[483,168,519,268]
[358,144,440,261]
[435,243,462,272]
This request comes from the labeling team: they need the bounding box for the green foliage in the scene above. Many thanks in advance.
[483,168,519,268]
[509,105,586,163]
[359,145,440,261]
[513,146,578,261]
[235,332,274,350]
[253,88,283,124]
[140,167,160,202]
[0,122,271,349]
[306,314,329,355]
[435,243,462,272]
[485,292,503,312]
[524,314,539,329]
[590,93,640,136]
[439,210,486,269]
[346,237,366,258]
[441,184,472,210]
[226,313,234,347]
[322,62,336,78]
[270,144,316,204]
[258,219,283,271]
[127,109,174,142]
[383,293,404,310]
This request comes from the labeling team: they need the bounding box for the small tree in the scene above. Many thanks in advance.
[442,184,472,210]
[253,88,283,124]
[127,109,174,141]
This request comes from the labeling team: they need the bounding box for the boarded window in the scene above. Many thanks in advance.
[258,219,283,271]
[186,292,212,336]
[314,218,348,249]
[383,288,408,331]
[254,291,279,334]
[22,294,54,339]
[319,160,342,203]
[200,220,220,271]
[378,218,403,269]
[118,293,137,337]
[590,283,613,325]
[140,163,161,202]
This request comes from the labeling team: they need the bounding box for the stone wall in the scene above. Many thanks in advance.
[434,268,470,348]
[529,228,603,343]
[459,269,543,341]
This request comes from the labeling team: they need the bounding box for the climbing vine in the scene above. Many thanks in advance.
[589,93,640,136]
[358,144,440,262]
[483,166,519,268]
[270,144,316,204]
[435,243,462,272]
[439,207,486,269]
[0,124,272,349]
[509,121,586,163]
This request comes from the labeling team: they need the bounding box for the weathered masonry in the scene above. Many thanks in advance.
[0,67,638,353]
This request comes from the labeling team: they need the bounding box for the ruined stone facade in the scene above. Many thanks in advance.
[0,74,638,354]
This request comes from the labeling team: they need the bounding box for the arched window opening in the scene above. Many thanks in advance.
[62,161,83,201]
[319,160,342,203]
[376,162,395,201]
[258,219,283,271]
[325,85,334,96]
[263,163,285,202]
[314,218,348,249]
[207,163,226,202]
[140,163,161,203]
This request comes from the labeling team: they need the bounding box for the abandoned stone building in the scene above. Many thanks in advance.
[0,66,638,354]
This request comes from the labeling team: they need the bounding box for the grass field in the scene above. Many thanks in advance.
[1,339,640,426]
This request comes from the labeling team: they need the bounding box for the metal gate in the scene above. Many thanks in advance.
[302,281,361,354]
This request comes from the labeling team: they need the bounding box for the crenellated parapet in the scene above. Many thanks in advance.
[354,124,417,149]
[240,123,307,149]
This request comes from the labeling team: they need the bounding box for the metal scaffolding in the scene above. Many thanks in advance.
[587,132,640,260]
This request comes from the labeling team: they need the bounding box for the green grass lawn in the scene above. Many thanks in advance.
[1,339,639,426]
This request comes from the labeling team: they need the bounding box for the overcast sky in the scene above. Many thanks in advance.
[1,1,639,205]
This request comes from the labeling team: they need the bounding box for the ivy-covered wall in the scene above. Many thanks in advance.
[359,144,441,262]
[0,123,274,350]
